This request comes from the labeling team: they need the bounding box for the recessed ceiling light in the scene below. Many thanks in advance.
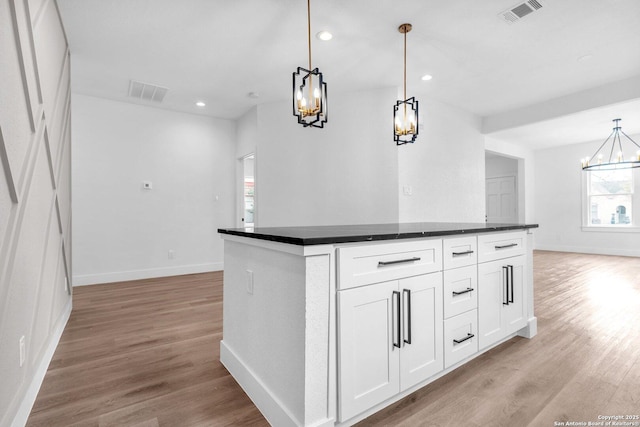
[248,92,260,99]
[421,74,433,81]
[316,30,333,41]
[196,101,206,107]
[577,54,593,63]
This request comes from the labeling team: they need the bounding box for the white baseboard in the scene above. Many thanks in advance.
[11,299,72,427]
[517,316,538,339]
[220,341,316,427]
[72,262,223,286]
[535,244,640,257]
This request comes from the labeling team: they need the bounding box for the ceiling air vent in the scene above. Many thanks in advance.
[127,80,168,103]
[499,0,544,24]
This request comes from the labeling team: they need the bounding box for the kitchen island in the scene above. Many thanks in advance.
[218,222,538,426]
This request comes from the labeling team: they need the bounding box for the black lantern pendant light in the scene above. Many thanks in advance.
[292,0,328,128]
[394,23,418,145]
[581,119,640,171]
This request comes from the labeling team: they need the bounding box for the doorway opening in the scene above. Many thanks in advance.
[485,151,521,224]
[240,154,255,228]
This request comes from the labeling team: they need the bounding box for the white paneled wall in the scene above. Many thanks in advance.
[0,0,72,425]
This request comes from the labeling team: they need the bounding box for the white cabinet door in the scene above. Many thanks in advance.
[478,255,526,350]
[338,281,400,422]
[478,260,505,349]
[399,273,443,390]
[503,256,527,335]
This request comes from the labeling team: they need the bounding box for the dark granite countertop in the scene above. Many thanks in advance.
[218,222,539,246]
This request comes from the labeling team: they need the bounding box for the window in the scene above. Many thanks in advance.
[585,169,636,227]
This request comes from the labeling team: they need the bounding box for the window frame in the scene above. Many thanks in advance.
[582,168,640,232]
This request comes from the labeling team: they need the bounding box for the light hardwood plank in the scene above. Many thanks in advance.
[27,272,269,427]
[27,251,640,426]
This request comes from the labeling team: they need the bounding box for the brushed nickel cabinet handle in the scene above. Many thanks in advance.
[495,243,517,249]
[453,333,475,345]
[392,291,401,349]
[403,289,412,345]
[503,266,509,305]
[378,257,421,267]
[452,250,474,256]
[508,265,514,303]
[452,288,474,296]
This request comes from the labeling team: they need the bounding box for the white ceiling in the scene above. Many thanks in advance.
[56,0,640,150]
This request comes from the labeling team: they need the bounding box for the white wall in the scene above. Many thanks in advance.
[0,0,72,425]
[255,87,400,227]
[534,135,640,257]
[485,154,518,178]
[72,94,236,285]
[399,99,485,223]
[236,106,258,159]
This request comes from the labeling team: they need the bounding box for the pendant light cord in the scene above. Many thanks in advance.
[307,0,312,71]
[403,29,407,101]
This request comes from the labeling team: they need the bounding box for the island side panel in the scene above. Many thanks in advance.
[304,253,335,426]
[221,239,306,425]
[220,238,336,426]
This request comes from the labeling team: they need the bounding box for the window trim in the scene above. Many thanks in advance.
[582,168,638,229]
[581,226,640,233]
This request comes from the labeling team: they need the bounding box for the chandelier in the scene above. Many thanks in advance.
[581,119,640,171]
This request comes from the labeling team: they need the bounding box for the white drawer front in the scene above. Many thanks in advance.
[444,309,478,369]
[443,265,478,319]
[443,236,477,270]
[338,239,442,290]
[477,231,525,263]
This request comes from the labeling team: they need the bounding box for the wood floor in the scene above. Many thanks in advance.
[27,251,640,427]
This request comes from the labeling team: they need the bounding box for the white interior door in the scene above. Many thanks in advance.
[486,176,517,223]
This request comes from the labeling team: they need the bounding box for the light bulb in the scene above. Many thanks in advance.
[316,31,333,41]
[296,90,302,101]
[313,88,320,99]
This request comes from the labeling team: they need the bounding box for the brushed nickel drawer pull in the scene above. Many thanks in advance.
[378,257,421,267]
[452,250,474,256]
[453,333,475,345]
[452,287,474,296]
[495,243,517,250]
